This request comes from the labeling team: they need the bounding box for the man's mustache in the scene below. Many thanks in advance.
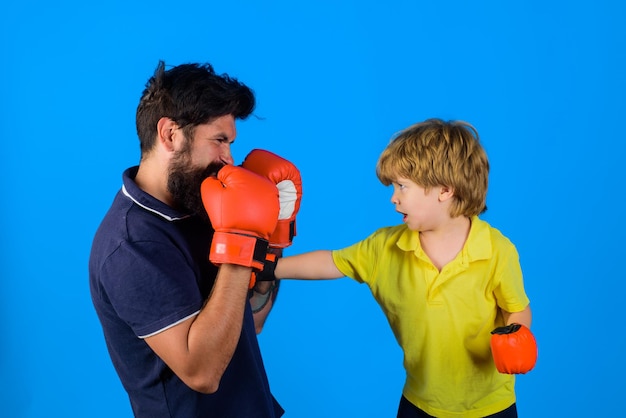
[200,162,228,179]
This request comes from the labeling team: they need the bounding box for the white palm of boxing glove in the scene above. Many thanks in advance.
[242,149,302,248]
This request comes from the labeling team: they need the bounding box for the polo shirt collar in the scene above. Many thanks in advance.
[463,216,492,262]
[395,216,492,263]
[121,166,192,222]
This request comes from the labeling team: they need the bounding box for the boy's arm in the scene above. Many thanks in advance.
[491,305,537,374]
[275,250,344,280]
[503,304,532,328]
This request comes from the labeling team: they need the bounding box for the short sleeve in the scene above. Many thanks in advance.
[332,230,382,285]
[99,239,204,338]
[492,244,530,313]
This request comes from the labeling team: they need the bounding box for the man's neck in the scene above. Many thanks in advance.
[134,159,173,207]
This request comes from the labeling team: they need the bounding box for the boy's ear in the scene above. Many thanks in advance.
[438,186,455,202]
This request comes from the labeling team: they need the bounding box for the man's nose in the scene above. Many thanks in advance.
[219,144,234,165]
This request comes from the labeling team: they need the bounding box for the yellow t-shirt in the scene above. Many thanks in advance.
[332,216,530,418]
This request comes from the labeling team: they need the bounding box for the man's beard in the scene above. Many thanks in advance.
[167,151,226,224]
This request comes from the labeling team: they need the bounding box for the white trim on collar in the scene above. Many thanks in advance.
[122,184,191,222]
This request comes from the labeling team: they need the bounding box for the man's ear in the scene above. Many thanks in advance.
[438,186,455,202]
[156,117,179,152]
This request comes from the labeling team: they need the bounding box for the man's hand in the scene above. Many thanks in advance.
[201,165,279,272]
[242,149,302,248]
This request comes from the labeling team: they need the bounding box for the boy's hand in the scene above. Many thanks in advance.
[490,323,538,374]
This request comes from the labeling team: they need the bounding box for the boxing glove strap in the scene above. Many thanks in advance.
[269,220,296,249]
[252,252,278,282]
[209,231,269,270]
[491,323,522,335]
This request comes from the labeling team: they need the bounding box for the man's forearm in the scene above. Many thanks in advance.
[251,280,280,333]
[184,264,252,391]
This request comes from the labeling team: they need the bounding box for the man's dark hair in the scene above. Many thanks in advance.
[136,61,255,156]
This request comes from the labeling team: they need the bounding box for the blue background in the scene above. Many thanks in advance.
[2,1,624,417]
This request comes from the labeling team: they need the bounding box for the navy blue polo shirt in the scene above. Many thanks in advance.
[89,167,284,418]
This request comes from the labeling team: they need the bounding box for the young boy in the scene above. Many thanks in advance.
[270,119,537,418]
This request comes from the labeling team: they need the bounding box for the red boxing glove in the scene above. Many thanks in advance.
[490,323,538,374]
[242,149,302,248]
[201,165,279,271]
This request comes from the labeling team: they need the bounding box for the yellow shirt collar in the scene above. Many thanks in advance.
[395,216,493,263]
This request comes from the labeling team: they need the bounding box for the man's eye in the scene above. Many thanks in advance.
[210,138,229,146]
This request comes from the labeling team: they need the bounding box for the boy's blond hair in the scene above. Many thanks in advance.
[376,118,489,218]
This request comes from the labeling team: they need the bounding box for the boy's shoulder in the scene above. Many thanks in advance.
[371,223,412,240]
[471,217,517,253]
